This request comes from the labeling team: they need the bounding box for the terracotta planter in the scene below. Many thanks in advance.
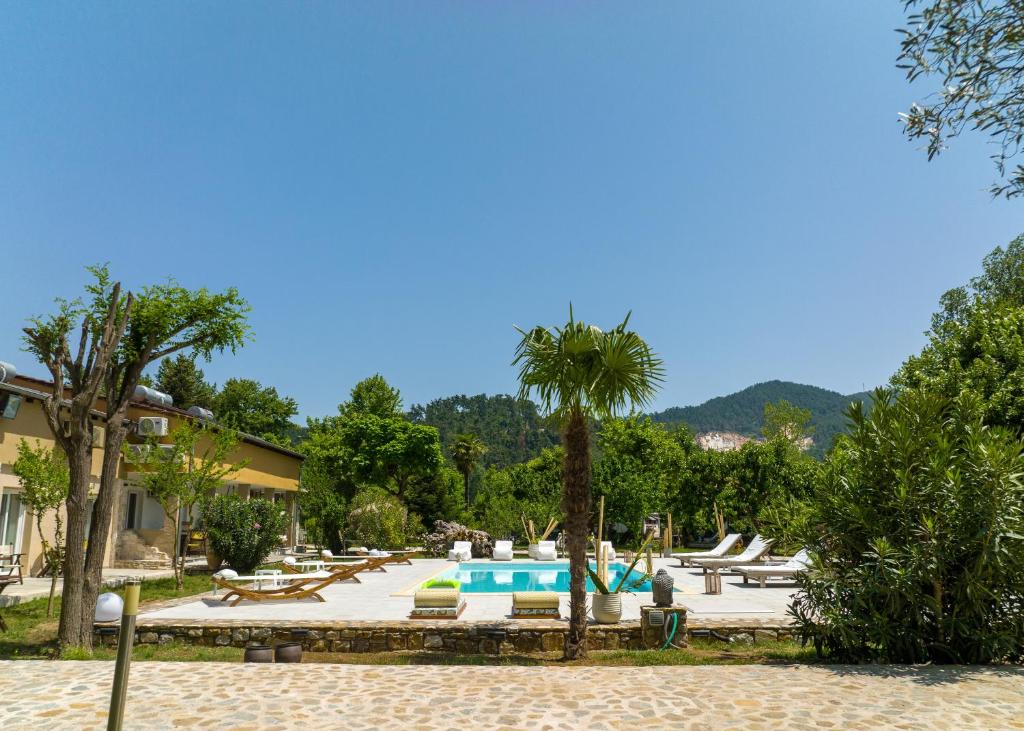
[591,592,622,624]
[206,547,222,572]
[274,642,303,663]
[243,645,273,663]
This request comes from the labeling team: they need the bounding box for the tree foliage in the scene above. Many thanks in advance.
[213,378,298,444]
[897,1,1024,197]
[762,399,814,442]
[345,486,409,550]
[154,354,215,410]
[791,388,1024,663]
[341,373,403,418]
[12,439,69,616]
[134,422,247,588]
[409,393,559,468]
[449,433,487,505]
[894,236,1024,431]
[473,447,563,539]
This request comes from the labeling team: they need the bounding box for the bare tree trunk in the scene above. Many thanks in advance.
[173,502,183,590]
[58,440,92,650]
[77,423,128,649]
[562,408,592,660]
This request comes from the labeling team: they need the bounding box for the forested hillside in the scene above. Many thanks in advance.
[651,380,871,457]
[408,394,559,468]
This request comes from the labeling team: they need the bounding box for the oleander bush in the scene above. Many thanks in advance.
[423,520,493,558]
[204,494,288,574]
[345,486,408,550]
[790,388,1024,664]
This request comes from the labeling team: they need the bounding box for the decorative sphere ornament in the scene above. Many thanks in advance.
[95,592,124,623]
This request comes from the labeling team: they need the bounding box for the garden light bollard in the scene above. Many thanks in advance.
[107,578,141,731]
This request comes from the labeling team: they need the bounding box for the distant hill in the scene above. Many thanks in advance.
[651,380,872,458]
[408,394,560,469]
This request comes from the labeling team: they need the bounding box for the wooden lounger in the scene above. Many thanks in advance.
[214,561,371,606]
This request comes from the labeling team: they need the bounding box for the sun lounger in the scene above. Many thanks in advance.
[535,540,557,561]
[690,535,775,574]
[737,549,811,587]
[511,591,560,618]
[212,560,372,606]
[493,540,514,561]
[674,533,742,567]
[448,541,472,561]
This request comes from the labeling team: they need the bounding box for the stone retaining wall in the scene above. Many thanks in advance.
[95,608,796,655]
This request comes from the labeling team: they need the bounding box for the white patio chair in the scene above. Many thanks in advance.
[448,541,472,562]
[492,540,514,561]
[736,549,812,587]
[535,540,557,561]
[674,533,743,567]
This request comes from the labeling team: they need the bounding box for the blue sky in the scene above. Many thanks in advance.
[1,2,1020,419]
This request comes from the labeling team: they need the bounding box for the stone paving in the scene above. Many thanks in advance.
[0,660,1022,730]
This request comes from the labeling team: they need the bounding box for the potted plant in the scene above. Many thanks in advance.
[586,532,655,624]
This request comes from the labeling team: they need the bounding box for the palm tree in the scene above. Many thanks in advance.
[450,433,487,506]
[514,308,663,659]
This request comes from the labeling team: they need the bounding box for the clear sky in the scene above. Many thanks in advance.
[1,2,1021,419]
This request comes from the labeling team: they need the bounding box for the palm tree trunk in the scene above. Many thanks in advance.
[561,407,592,660]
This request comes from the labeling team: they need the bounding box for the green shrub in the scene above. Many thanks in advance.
[423,578,460,589]
[791,388,1024,663]
[346,486,407,549]
[204,494,288,574]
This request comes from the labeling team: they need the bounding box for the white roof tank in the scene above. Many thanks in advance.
[133,385,174,408]
[0,361,15,383]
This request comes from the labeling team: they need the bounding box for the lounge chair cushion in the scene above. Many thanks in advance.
[414,588,461,608]
[512,591,560,610]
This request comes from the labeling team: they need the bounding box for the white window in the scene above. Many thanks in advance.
[0,491,26,551]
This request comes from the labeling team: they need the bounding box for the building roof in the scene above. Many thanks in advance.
[1,374,304,461]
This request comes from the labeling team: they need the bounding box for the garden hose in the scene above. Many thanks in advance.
[660,612,681,650]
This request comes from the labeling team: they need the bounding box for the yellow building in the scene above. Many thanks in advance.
[0,364,303,576]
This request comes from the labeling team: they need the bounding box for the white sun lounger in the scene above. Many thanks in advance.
[736,549,811,587]
[690,535,774,573]
[674,533,742,567]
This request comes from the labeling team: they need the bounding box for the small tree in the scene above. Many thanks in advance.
[345,486,408,550]
[12,440,69,617]
[449,433,487,505]
[154,354,216,410]
[514,308,663,659]
[23,265,250,650]
[761,399,814,442]
[203,494,287,574]
[134,423,247,589]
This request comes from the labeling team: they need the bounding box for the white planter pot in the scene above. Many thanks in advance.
[591,592,622,624]
[528,544,538,559]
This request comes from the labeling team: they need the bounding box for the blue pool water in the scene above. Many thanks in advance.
[434,561,662,594]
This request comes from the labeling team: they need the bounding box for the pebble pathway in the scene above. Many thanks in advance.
[0,661,1022,730]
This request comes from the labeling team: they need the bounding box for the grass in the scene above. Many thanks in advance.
[0,573,217,659]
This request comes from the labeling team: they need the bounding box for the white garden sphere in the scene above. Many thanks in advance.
[215,569,238,580]
[95,592,123,623]
[282,556,296,566]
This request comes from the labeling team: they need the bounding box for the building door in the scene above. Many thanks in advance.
[0,491,26,552]
[124,491,142,531]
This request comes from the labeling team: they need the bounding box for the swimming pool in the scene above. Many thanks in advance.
[434,561,663,594]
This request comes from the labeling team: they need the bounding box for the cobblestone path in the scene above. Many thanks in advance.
[0,661,1021,730]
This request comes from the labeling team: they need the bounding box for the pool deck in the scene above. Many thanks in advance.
[139,557,796,624]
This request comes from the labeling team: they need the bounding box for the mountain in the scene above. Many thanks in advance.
[651,380,872,457]
[408,394,560,469]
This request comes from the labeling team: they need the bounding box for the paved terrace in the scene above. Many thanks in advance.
[2,661,1022,730]
[140,558,795,623]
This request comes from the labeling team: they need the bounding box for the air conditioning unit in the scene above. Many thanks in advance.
[125,444,180,464]
[136,417,169,437]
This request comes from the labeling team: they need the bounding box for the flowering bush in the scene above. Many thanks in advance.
[204,494,287,573]
[345,486,408,550]
[423,520,493,558]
